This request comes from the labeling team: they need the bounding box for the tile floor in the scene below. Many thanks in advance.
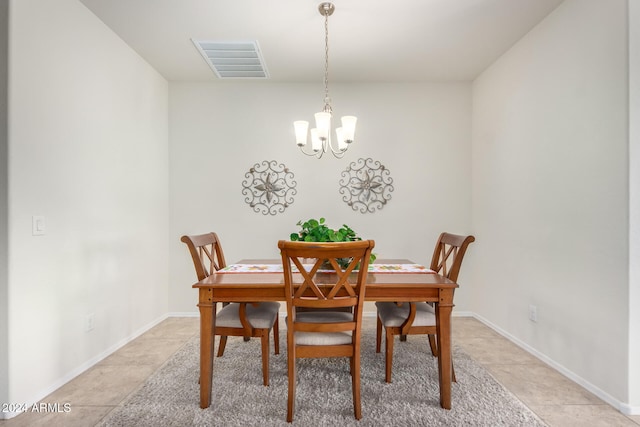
[2,316,639,427]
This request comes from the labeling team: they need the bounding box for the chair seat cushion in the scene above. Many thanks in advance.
[289,311,354,345]
[216,301,280,329]
[375,301,435,327]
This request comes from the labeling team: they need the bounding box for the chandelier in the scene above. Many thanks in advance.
[293,2,357,159]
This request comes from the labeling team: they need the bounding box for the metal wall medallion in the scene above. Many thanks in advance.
[339,158,394,213]
[242,160,297,215]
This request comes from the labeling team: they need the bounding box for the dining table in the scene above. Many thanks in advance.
[192,258,458,411]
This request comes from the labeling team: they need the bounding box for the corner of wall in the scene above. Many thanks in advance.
[628,0,640,410]
[0,0,9,413]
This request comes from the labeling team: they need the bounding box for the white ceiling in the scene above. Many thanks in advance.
[79,0,564,83]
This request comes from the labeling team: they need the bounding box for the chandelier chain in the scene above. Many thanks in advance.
[323,6,332,114]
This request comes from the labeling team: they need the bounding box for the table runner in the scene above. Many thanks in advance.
[218,263,434,274]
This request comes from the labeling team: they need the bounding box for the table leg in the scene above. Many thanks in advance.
[436,288,454,410]
[198,288,216,409]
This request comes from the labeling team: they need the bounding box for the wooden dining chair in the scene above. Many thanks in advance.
[278,240,375,423]
[375,232,475,383]
[181,232,280,386]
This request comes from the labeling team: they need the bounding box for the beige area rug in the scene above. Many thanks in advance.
[99,328,547,426]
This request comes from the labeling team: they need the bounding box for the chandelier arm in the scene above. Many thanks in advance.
[326,139,348,156]
[298,143,325,159]
[329,149,346,159]
[297,139,346,159]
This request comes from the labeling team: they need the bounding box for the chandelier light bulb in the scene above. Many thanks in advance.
[310,128,322,152]
[340,116,357,144]
[294,121,309,147]
[335,127,346,150]
[314,112,331,141]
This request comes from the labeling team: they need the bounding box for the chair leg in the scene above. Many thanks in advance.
[261,332,270,386]
[273,316,280,355]
[452,361,457,383]
[287,344,296,422]
[384,329,394,383]
[376,316,382,353]
[428,334,438,356]
[217,336,228,357]
[352,353,362,420]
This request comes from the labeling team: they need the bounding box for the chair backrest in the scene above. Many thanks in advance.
[278,240,375,328]
[180,232,227,280]
[429,232,475,282]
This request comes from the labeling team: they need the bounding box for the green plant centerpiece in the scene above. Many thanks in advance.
[289,217,375,269]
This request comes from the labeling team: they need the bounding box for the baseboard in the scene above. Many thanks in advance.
[1,313,170,420]
[452,311,475,317]
[620,402,640,416]
[167,311,199,317]
[471,313,638,415]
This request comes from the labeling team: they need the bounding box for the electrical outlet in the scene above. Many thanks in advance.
[528,305,538,322]
[85,313,95,332]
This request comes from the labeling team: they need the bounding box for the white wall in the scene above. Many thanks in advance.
[629,0,640,411]
[6,0,169,410]
[5,0,637,417]
[472,0,630,408]
[169,82,473,314]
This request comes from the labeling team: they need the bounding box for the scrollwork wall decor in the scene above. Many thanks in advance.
[339,158,394,213]
[241,160,297,215]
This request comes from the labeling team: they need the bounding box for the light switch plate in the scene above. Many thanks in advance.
[32,215,46,236]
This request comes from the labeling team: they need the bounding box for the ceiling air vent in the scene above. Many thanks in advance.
[192,40,269,79]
